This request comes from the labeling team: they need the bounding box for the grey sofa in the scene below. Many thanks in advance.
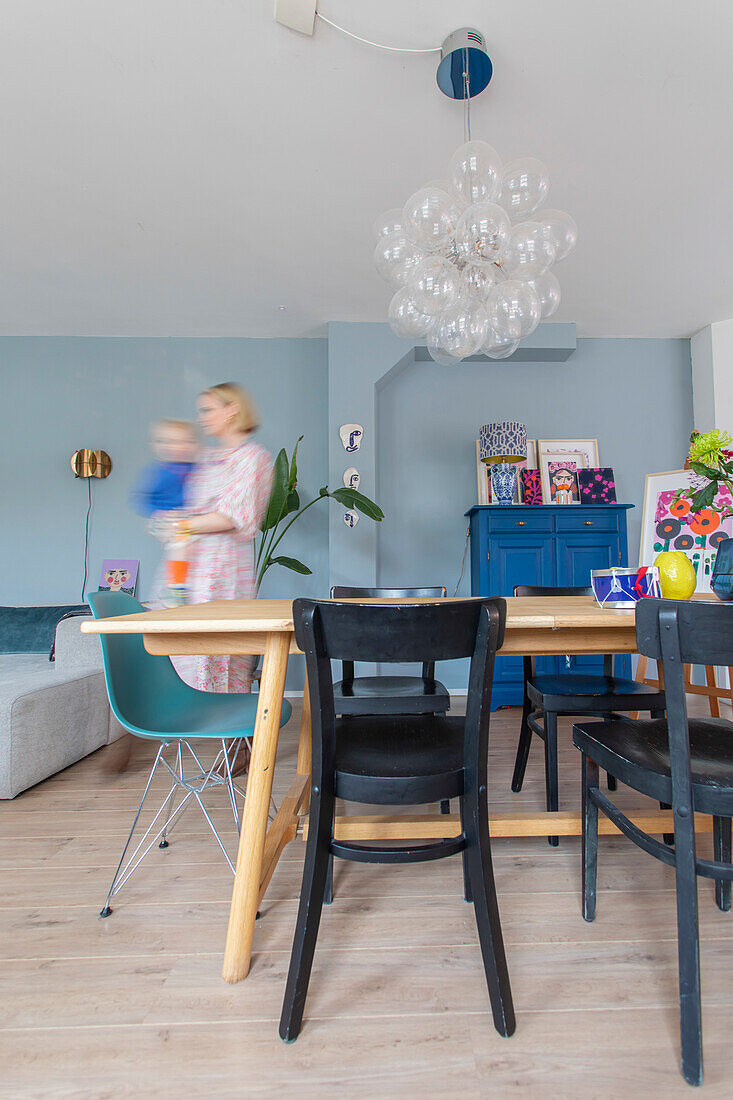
[0,607,124,798]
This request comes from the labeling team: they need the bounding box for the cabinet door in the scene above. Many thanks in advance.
[490,534,555,692]
[556,532,621,672]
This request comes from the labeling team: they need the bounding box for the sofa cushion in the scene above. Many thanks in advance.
[53,615,103,673]
[0,605,87,654]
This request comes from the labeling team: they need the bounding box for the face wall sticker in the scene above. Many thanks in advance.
[339,424,363,453]
[343,467,360,490]
[343,510,360,528]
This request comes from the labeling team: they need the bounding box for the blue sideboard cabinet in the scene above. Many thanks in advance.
[466,504,634,708]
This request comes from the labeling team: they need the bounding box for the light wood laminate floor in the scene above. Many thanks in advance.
[2,698,733,1097]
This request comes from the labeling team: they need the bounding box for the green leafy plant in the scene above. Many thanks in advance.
[255,436,384,591]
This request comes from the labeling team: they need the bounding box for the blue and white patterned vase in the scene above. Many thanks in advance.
[492,463,517,506]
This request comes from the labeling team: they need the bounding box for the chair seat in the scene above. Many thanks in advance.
[573,717,733,814]
[333,675,450,715]
[334,714,464,805]
[118,690,292,741]
[528,673,665,712]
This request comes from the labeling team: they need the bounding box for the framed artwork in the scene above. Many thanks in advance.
[538,439,599,503]
[578,467,617,504]
[547,461,580,504]
[520,468,543,504]
[639,470,733,592]
[99,559,139,595]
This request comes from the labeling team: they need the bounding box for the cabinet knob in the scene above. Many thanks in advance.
[515,521,527,526]
[583,520,594,525]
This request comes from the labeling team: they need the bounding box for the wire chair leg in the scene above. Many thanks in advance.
[159,742,182,849]
[100,743,165,917]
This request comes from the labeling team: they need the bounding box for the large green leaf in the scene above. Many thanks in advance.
[691,481,717,511]
[283,488,300,517]
[268,555,312,575]
[688,460,722,480]
[330,486,385,521]
[261,448,290,531]
[289,435,303,491]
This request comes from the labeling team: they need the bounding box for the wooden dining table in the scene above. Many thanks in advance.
[83,594,692,984]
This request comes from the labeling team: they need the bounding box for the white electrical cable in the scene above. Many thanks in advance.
[316,12,441,54]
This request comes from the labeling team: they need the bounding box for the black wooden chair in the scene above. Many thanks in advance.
[573,598,733,1087]
[325,586,452,901]
[279,597,515,1043]
[330,586,451,716]
[511,584,667,845]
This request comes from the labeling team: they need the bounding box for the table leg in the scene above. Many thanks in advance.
[222,631,290,983]
[296,668,312,779]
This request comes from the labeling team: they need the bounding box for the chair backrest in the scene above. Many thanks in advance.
[295,597,505,769]
[513,584,592,598]
[87,591,191,735]
[296,598,504,665]
[636,597,733,667]
[330,586,447,599]
[636,597,733,818]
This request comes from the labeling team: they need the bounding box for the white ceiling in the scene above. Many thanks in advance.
[0,0,730,338]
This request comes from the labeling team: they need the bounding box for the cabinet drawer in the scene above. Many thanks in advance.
[488,511,554,533]
[555,511,619,533]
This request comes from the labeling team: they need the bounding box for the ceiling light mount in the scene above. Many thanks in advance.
[436,28,493,100]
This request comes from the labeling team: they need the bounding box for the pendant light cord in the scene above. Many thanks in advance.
[316,12,441,54]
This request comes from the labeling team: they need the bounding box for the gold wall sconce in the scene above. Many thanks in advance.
[70,449,112,478]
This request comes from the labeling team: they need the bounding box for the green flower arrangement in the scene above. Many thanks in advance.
[677,429,733,514]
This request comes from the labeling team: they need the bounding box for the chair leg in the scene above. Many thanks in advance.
[324,854,334,905]
[458,798,472,903]
[581,753,599,923]
[511,695,533,793]
[713,816,732,913]
[279,781,335,1042]
[673,816,703,1086]
[606,773,618,792]
[461,794,515,1037]
[160,742,183,848]
[544,711,559,846]
[440,799,451,814]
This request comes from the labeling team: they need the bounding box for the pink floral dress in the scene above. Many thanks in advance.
[178,440,273,693]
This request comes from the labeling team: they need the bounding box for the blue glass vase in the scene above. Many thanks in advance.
[711,537,733,601]
[492,463,517,506]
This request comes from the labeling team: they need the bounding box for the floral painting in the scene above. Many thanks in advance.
[653,485,732,590]
[578,467,617,504]
[520,467,543,504]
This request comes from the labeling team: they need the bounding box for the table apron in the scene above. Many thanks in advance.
[498,627,637,656]
[143,632,302,656]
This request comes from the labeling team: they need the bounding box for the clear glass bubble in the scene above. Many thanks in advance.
[503,221,557,277]
[517,271,561,317]
[450,141,503,206]
[487,280,542,340]
[499,157,550,221]
[456,202,511,265]
[373,232,425,289]
[388,287,437,339]
[373,209,404,240]
[402,187,457,253]
[411,256,462,313]
[535,209,578,261]
[462,261,502,302]
[431,300,489,359]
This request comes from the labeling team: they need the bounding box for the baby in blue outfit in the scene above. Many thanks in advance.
[130,419,197,517]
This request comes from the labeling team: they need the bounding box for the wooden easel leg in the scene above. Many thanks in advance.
[706,665,721,718]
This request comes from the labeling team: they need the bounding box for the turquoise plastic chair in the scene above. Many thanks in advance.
[88,591,292,916]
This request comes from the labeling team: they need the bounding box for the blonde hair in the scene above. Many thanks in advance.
[202,382,260,434]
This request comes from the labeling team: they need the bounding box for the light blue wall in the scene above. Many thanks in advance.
[0,337,328,689]
[1,330,692,691]
[376,335,693,589]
